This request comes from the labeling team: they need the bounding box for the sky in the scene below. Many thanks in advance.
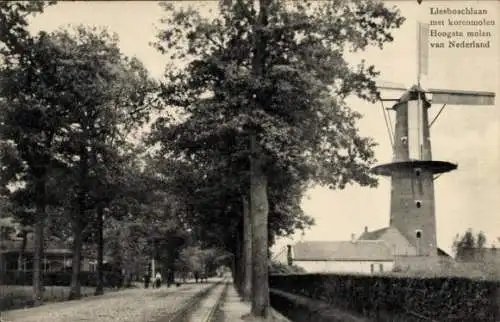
[27,1,499,256]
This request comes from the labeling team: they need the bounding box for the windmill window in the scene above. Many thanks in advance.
[416,230,422,239]
[415,200,422,208]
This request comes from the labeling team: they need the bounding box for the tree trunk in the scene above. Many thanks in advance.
[32,175,46,306]
[70,143,89,300]
[123,269,132,288]
[18,229,28,275]
[68,227,83,300]
[250,138,270,318]
[234,227,242,291]
[249,0,271,318]
[242,195,252,300]
[167,240,177,286]
[231,252,236,285]
[95,204,104,295]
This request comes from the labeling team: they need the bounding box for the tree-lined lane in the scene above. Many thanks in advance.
[1,1,405,319]
[2,280,223,322]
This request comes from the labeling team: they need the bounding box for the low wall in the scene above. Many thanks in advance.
[394,255,441,271]
[270,273,500,321]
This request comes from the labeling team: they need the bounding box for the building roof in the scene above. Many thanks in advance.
[358,227,390,240]
[0,238,72,255]
[437,248,451,257]
[293,240,394,262]
[360,226,452,257]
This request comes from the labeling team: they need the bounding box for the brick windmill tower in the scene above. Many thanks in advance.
[359,22,496,261]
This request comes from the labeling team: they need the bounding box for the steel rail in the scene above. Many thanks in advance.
[156,280,223,322]
[204,281,229,322]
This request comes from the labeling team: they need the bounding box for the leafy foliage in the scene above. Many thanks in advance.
[1,4,159,301]
[270,273,499,321]
[1,0,407,312]
[1,1,68,304]
[104,217,149,279]
[175,246,220,275]
[0,1,56,58]
[151,2,403,315]
[150,0,404,262]
[269,261,306,275]
[453,229,488,262]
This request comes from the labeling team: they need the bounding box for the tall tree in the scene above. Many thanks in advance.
[0,26,75,306]
[249,0,271,315]
[242,194,251,300]
[153,0,403,317]
[0,1,56,58]
[4,24,158,300]
[453,229,487,261]
[0,2,57,304]
[476,231,487,249]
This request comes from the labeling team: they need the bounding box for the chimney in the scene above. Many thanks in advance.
[351,233,356,243]
[364,226,368,233]
[286,245,292,266]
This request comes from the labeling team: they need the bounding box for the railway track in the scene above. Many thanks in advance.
[203,281,228,322]
[155,277,229,322]
[1,278,230,322]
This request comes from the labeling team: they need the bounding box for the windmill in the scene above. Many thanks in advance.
[369,21,496,257]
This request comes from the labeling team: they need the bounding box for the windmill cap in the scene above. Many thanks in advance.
[393,85,431,108]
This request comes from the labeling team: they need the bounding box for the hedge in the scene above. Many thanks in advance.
[269,273,500,322]
[0,271,123,287]
[270,288,369,322]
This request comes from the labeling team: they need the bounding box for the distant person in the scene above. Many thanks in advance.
[194,271,199,283]
[144,272,150,289]
[155,272,162,288]
[181,271,187,283]
[200,272,207,283]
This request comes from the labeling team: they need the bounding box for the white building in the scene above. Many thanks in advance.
[285,239,395,274]
[359,226,454,271]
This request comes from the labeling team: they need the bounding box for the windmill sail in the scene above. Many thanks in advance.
[429,89,495,105]
[407,100,424,160]
[417,22,429,79]
[414,22,429,159]
[376,80,407,91]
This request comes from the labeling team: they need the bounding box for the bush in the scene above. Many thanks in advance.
[269,261,306,275]
[391,264,404,273]
[269,273,500,321]
[0,285,102,311]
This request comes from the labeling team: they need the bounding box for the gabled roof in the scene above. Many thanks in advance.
[293,240,394,262]
[437,248,452,257]
[360,226,452,257]
[358,227,390,240]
